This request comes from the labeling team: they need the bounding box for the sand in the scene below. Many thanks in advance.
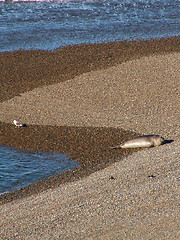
[1,52,179,139]
[1,141,179,239]
[0,38,179,239]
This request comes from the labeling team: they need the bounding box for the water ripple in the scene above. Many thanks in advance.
[0,0,179,52]
[0,146,79,194]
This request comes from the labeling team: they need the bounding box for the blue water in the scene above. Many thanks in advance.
[0,0,179,52]
[0,0,179,193]
[0,146,79,194]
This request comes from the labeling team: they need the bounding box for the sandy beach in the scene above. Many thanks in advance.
[0,37,179,239]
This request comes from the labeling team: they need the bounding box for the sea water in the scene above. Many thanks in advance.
[0,146,79,194]
[0,0,179,52]
[0,0,179,193]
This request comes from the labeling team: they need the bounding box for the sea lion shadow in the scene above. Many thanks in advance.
[163,139,174,145]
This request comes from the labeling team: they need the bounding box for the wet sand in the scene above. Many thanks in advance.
[0,37,179,239]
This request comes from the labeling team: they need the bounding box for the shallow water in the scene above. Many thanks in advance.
[0,0,179,52]
[0,146,79,194]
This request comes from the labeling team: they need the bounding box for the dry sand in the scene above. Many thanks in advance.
[0,44,180,239]
[1,52,179,139]
[0,141,179,239]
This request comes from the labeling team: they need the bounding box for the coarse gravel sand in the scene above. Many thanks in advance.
[0,49,179,239]
[1,52,179,139]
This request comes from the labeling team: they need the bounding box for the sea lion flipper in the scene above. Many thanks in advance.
[109,145,122,149]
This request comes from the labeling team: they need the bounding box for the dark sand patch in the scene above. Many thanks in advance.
[0,122,140,204]
[1,37,179,102]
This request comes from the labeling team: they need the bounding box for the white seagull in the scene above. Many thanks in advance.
[13,120,26,127]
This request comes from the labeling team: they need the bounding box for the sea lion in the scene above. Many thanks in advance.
[110,135,165,149]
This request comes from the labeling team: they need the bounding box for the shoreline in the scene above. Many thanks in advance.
[0,124,140,204]
[1,36,179,103]
[0,37,179,239]
[0,36,179,206]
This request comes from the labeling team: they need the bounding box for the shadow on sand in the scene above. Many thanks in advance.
[164,140,174,145]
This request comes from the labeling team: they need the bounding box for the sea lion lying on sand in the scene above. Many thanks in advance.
[110,135,165,149]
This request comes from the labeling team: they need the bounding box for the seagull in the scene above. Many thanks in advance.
[13,120,27,127]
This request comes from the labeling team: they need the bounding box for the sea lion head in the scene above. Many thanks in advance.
[152,135,165,146]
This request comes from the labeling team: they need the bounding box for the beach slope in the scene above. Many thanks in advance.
[0,38,179,239]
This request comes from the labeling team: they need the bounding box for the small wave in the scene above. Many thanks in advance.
[0,0,179,52]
